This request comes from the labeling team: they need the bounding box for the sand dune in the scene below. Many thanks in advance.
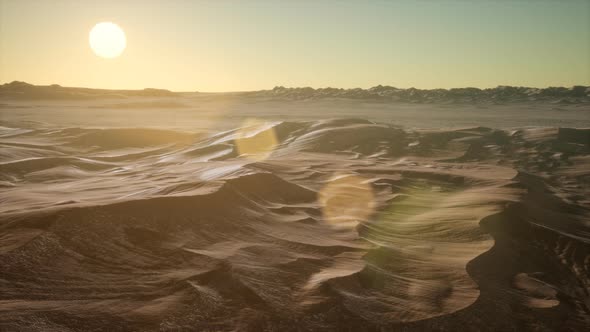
[0,117,588,331]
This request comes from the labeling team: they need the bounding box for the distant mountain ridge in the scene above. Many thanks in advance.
[1,81,589,104]
[254,85,590,104]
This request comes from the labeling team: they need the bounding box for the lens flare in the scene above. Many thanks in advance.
[319,174,375,227]
[234,119,279,161]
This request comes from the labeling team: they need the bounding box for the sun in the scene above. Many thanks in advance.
[89,22,126,58]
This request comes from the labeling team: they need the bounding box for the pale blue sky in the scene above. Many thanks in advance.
[1,0,589,91]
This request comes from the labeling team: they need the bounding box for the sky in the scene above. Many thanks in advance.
[1,0,589,92]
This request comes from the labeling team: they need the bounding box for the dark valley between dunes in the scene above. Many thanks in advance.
[0,84,589,331]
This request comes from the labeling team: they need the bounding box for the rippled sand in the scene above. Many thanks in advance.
[1,112,589,330]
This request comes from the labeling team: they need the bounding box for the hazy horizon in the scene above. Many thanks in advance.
[1,0,589,92]
[3,80,590,94]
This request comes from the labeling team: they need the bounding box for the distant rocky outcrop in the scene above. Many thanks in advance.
[0,81,177,100]
[250,85,590,104]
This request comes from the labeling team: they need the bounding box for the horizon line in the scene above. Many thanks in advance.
[2,80,589,94]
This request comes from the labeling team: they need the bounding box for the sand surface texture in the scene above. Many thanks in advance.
[1,96,589,331]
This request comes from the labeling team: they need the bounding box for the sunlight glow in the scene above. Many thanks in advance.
[89,22,126,59]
